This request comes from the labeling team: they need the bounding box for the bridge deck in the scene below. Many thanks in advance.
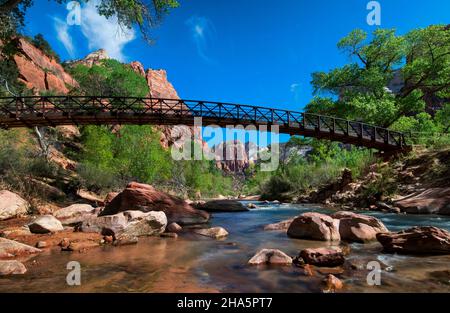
[0,96,408,151]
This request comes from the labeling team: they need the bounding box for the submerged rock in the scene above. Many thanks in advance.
[113,234,138,246]
[0,190,29,221]
[264,218,295,231]
[331,211,388,243]
[66,241,100,252]
[100,182,209,225]
[28,215,64,234]
[0,237,41,259]
[194,227,229,239]
[287,212,340,241]
[195,200,248,212]
[377,226,450,255]
[160,232,178,238]
[322,274,344,293]
[298,247,345,267]
[167,222,182,233]
[0,260,27,275]
[248,249,293,265]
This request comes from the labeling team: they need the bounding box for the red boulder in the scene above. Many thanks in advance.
[100,182,209,225]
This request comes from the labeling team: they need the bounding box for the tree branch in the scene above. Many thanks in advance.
[0,0,23,12]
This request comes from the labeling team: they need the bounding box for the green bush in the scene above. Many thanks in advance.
[260,175,293,201]
[69,59,149,97]
[0,129,64,199]
[76,163,123,193]
[247,138,374,200]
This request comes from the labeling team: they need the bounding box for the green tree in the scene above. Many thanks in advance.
[308,26,450,131]
[0,0,179,42]
[114,125,172,182]
[435,104,450,132]
[69,59,149,97]
[0,0,32,40]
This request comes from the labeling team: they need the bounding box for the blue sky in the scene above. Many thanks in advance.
[23,0,449,144]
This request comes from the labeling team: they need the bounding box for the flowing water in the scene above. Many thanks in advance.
[1,202,450,293]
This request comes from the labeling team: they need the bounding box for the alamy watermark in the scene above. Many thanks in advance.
[66,261,81,286]
[170,118,280,172]
[366,261,382,286]
[367,1,381,26]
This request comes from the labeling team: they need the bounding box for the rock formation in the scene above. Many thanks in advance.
[194,200,248,212]
[67,49,109,67]
[213,140,249,173]
[331,211,388,242]
[297,247,345,267]
[377,226,450,255]
[0,237,41,259]
[100,182,210,225]
[248,249,293,265]
[9,37,78,94]
[0,190,29,221]
[395,188,450,215]
[287,212,341,241]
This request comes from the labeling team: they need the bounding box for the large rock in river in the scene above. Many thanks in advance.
[118,211,167,239]
[331,211,388,243]
[287,212,340,241]
[194,200,248,212]
[0,190,29,221]
[28,215,64,234]
[100,182,209,225]
[81,210,167,239]
[0,238,41,259]
[298,247,345,267]
[264,218,295,231]
[377,226,450,255]
[395,188,450,215]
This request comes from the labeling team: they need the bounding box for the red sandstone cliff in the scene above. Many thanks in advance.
[9,37,78,94]
[4,41,247,172]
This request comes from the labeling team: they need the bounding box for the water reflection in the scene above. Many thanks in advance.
[1,202,450,292]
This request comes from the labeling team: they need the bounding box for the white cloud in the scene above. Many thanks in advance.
[80,1,135,61]
[290,83,301,102]
[53,17,75,58]
[290,83,300,92]
[186,16,215,62]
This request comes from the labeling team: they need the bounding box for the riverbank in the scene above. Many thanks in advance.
[1,201,450,292]
[286,148,450,216]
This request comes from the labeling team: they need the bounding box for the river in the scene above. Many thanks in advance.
[1,202,449,292]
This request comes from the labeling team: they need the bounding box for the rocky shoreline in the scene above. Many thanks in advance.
[1,179,450,292]
[0,182,226,275]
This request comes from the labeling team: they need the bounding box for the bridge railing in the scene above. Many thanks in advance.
[181,99,405,148]
[0,96,407,149]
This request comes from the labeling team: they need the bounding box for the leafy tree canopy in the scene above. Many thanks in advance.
[69,59,149,97]
[307,25,450,133]
[0,0,179,42]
